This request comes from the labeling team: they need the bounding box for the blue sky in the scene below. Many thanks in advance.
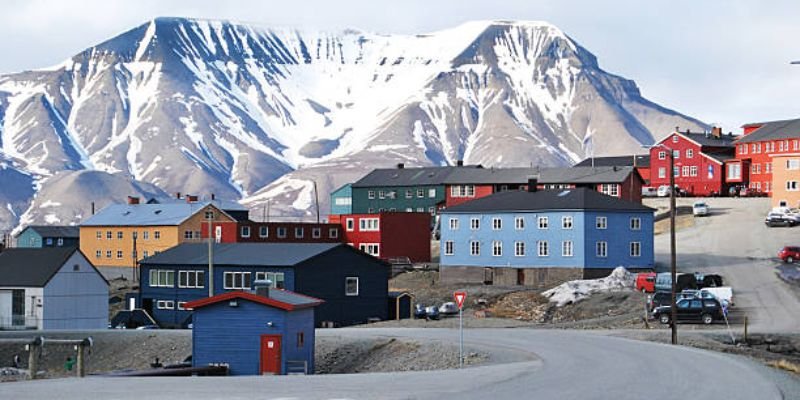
[1,0,798,133]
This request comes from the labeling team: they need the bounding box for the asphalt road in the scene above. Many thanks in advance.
[2,328,785,400]
[651,197,800,332]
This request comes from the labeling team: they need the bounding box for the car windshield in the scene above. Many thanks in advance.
[694,203,706,207]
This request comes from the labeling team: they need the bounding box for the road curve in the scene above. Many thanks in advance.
[3,328,782,400]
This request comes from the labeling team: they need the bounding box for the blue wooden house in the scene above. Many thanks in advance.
[137,242,389,328]
[329,183,353,215]
[15,226,79,248]
[186,284,322,375]
[439,188,655,286]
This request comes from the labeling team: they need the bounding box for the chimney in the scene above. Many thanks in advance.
[211,193,216,200]
[397,163,404,169]
[127,196,140,205]
[186,195,199,203]
[527,178,538,192]
[711,126,722,138]
[253,279,272,298]
[175,192,182,199]
[457,160,464,167]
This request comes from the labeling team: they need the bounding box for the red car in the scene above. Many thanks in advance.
[635,272,656,293]
[779,246,800,263]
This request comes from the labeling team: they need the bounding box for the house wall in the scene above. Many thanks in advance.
[15,230,43,248]
[351,185,444,215]
[330,184,353,216]
[582,211,654,269]
[338,213,430,262]
[42,251,109,329]
[733,139,800,194]
[771,154,800,208]
[444,184,494,207]
[0,287,43,329]
[649,133,728,196]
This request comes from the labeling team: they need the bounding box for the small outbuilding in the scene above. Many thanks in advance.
[185,283,323,376]
[388,291,414,320]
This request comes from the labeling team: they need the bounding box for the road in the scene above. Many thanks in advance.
[651,197,800,332]
[2,328,786,400]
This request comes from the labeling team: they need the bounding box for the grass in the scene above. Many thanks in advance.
[654,214,695,235]
[767,359,800,375]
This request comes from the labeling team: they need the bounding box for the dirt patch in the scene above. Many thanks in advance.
[654,213,695,235]
[488,291,549,321]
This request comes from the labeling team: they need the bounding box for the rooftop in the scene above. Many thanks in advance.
[0,247,81,287]
[351,165,483,188]
[81,200,243,227]
[574,155,650,168]
[185,290,323,312]
[139,242,345,266]
[538,166,638,184]
[441,187,654,213]
[736,118,800,143]
[15,225,79,239]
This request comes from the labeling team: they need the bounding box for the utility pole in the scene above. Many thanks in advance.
[207,210,214,297]
[669,146,677,345]
[313,180,321,223]
[132,232,138,284]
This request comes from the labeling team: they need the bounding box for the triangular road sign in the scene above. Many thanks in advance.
[454,291,467,309]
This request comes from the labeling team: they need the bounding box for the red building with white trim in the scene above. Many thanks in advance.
[726,118,800,195]
[537,166,644,203]
[201,221,342,244]
[648,128,736,196]
[329,212,431,263]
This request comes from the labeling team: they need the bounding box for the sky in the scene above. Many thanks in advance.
[1,0,798,134]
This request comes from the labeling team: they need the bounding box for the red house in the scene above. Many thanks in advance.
[726,118,800,195]
[537,166,644,203]
[329,212,431,263]
[648,128,736,196]
[201,221,342,244]
[443,167,538,208]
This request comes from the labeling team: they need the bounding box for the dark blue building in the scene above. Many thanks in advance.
[137,243,389,328]
[186,286,322,375]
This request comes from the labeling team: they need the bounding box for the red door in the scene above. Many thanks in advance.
[260,335,282,375]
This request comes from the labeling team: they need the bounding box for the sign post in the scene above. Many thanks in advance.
[454,291,467,368]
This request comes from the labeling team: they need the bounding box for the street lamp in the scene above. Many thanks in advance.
[644,143,678,345]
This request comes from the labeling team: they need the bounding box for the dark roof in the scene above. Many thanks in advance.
[680,132,737,147]
[352,165,483,188]
[139,242,344,266]
[736,118,800,143]
[703,150,736,164]
[574,155,650,168]
[16,225,79,239]
[185,290,323,312]
[0,247,77,287]
[538,166,637,184]
[441,187,654,213]
[443,167,539,184]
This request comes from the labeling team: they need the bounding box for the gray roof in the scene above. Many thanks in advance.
[17,225,79,239]
[703,151,736,164]
[443,167,539,184]
[441,187,654,213]
[352,165,483,188]
[0,247,77,287]
[139,242,344,266]
[736,118,800,144]
[574,155,650,168]
[538,166,638,184]
[680,132,737,147]
[81,200,241,227]
[267,289,323,306]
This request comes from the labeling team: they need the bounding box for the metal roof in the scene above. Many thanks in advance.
[0,247,77,287]
[736,118,800,143]
[574,155,650,168]
[441,187,654,213]
[139,242,344,266]
[443,167,540,184]
[538,166,637,184]
[680,132,737,147]
[185,290,323,312]
[81,201,240,227]
[351,165,483,187]
[16,225,79,239]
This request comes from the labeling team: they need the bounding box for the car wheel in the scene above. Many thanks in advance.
[701,314,713,325]
[659,313,670,324]
[787,256,794,263]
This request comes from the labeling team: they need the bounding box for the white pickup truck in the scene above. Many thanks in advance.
[700,287,734,307]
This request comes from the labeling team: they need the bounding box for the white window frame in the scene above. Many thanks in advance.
[405,189,413,199]
[492,241,502,257]
[444,241,454,256]
[470,241,480,256]
[630,242,641,257]
[686,149,694,158]
[630,217,641,230]
[514,241,525,257]
[596,241,608,258]
[658,151,666,160]
[492,218,502,230]
[329,228,339,238]
[449,218,459,230]
[255,272,286,289]
[596,216,607,229]
[417,189,425,198]
[537,241,549,257]
[562,240,573,257]
[295,227,304,238]
[658,167,666,179]
[178,270,206,289]
[470,218,480,230]
[312,227,321,239]
[600,184,619,197]
[149,269,175,288]
[368,190,375,199]
[345,277,359,296]
[359,218,380,231]
[358,243,380,256]
[241,226,251,238]
[223,271,252,290]
[346,218,354,231]
[428,188,436,198]
[538,216,549,229]
[562,216,573,229]
[682,166,690,177]
[259,226,268,238]
[515,216,525,230]
[277,227,287,238]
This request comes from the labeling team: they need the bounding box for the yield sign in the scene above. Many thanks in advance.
[453,291,467,309]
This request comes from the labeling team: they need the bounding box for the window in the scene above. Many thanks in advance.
[149,269,175,287]
[470,218,480,230]
[444,241,454,256]
[143,231,149,240]
[178,270,205,288]
[492,241,502,256]
[223,272,251,290]
[492,218,502,230]
[690,166,698,177]
[428,188,436,198]
[630,242,641,257]
[658,151,666,160]
[728,163,741,180]
[562,240,573,257]
[254,272,285,289]
[277,227,287,238]
[156,300,175,310]
[537,241,549,257]
[787,159,800,170]
[514,242,525,257]
[515,216,525,230]
[142,251,149,258]
[686,149,694,158]
[95,250,101,258]
[538,216,548,229]
[765,163,772,173]
[672,135,679,143]
[417,189,424,198]
[596,241,608,257]
[673,166,680,177]
[787,181,799,191]
[562,216,573,229]
[177,302,188,310]
[450,185,476,198]
[368,190,375,199]
[359,243,380,256]
[96,231,102,239]
[329,228,339,239]
[184,230,194,240]
[106,250,112,258]
[405,189,413,199]
[241,226,251,238]
[470,241,480,256]
[106,231,112,239]
[346,218,354,231]
[117,231,123,239]
[630,217,641,230]
[359,218,380,231]
[600,184,618,197]
[154,231,161,239]
[312,227,321,238]
[673,150,680,159]
[739,144,747,154]
[596,216,607,229]
[345,277,359,296]
[428,207,436,215]
[378,190,385,199]
[295,227,304,238]
[682,166,690,177]
[334,197,352,206]
[116,250,123,259]
[297,332,305,348]
[449,218,459,230]
[658,167,666,179]
[259,226,268,238]
[416,207,424,213]
[204,210,214,219]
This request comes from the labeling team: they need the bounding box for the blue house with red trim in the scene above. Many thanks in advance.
[185,283,322,375]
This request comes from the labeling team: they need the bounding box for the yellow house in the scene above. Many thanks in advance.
[79,198,243,279]
[772,154,800,208]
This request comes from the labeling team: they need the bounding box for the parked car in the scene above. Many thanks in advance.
[654,272,697,292]
[699,287,734,307]
[692,201,709,217]
[414,304,427,319]
[651,298,725,325]
[635,272,656,293]
[657,185,672,197]
[778,246,800,263]
[642,187,658,197]
[425,306,440,320]
[438,302,459,315]
[765,212,798,227]
[648,291,673,311]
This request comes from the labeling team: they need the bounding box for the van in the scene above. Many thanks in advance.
[635,272,656,292]
[655,272,697,292]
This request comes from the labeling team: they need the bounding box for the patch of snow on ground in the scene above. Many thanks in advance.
[542,267,634,307]
[43,214,61,224]
[39,200,62,208]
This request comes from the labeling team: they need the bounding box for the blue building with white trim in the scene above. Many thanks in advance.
[439,188,654,286]
[329,184,353,215]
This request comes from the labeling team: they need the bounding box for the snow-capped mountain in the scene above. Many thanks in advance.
[0,17,705,232]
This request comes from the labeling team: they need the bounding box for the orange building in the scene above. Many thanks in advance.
[771,154,800,208]
[79,197,245,279]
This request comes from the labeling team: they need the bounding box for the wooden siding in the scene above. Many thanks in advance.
[42,251,109,329]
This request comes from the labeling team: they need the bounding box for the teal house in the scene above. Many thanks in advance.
[15,226,79,248]
[329,184,353,215]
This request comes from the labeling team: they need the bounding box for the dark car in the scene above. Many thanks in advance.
[765,212,798,227]
[648,291,673,311]
[414,304,427,319]
[778,246,800,263]
[652,298,724,325]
